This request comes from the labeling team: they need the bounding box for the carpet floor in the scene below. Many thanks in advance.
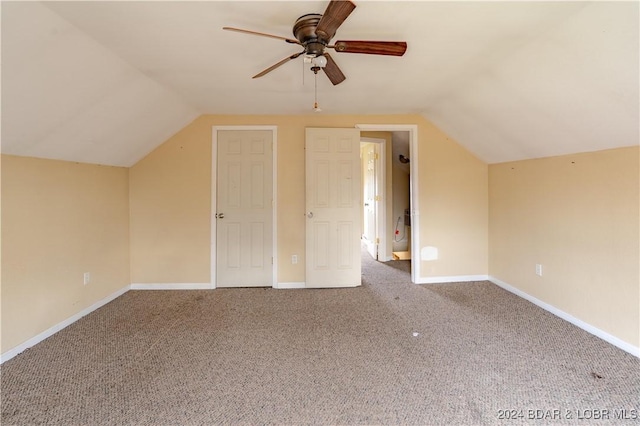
[2,250,639,425]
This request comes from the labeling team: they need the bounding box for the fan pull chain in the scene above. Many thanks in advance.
[314,71,318,110]
[312,66,321,112]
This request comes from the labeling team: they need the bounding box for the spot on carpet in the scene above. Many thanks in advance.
[591,372,604,379]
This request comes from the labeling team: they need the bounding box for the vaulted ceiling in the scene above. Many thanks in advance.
[1,1,638,167]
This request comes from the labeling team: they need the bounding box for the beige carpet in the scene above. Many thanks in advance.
[2,251,639,425]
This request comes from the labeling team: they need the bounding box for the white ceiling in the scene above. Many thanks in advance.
[1,1,638,166]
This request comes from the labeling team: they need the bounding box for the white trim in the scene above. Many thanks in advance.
[211,127,218,289]
[271,128,278,287]
[356,125,419,283]
[490,276,640,358]
[416,274,489,284]
[274,282,306,289]
[212,126,278,289]
[130,283,213,290]
[0,285,130,364]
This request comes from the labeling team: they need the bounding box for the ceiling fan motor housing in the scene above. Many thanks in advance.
[293,13,326,56]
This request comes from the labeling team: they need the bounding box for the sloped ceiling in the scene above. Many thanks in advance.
[1,1,638,166]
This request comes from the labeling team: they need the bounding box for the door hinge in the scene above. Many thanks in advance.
[374,153,379,160]
[374,195,381,201]
[376,237,380,244]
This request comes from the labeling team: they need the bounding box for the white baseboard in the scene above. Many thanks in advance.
[0,285,130,364]
[130,283,213,290]
[490,276,639,358]
[274,282,306,289]
[416,274,489,284]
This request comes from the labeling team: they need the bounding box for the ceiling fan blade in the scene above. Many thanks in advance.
[223,27,301,45]
[253,51,304,79]
[332,40,407,56]
[322,53,346,86]
[315,0,356,41]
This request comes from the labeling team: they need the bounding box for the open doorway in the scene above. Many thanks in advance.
[302,125,419,287]
[357,124,419,283]
[360,130,413,272]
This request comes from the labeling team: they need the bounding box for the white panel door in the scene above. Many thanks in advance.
[362,143,377,259]
[216,130,273,287]
[305,128,362,288]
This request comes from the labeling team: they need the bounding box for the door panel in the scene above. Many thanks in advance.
[306,128,361,288]
[216,130,273,287]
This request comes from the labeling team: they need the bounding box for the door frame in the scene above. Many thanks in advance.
[211,126,278,289]
[360,136,387,261]
[356,124,420,283]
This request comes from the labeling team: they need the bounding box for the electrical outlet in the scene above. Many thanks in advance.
[535,264,543,277]
[83,272,91,285]
[291,255,298,264]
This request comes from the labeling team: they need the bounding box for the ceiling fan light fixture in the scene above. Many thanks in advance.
[312,55,328,68]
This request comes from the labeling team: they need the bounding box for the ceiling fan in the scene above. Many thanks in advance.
[223,0,407,86]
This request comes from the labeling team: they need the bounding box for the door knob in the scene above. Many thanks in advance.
[217,213,225,219]
[306,212,314,218]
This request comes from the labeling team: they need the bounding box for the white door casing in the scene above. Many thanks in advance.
[212,128,275,288]
[305,128,362,288]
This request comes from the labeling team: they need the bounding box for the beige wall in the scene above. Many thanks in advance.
[1,155,130,352]
[129,114,489,284]
[489,146,640,347]
[419,124,489,277]
[128,121,212,283]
